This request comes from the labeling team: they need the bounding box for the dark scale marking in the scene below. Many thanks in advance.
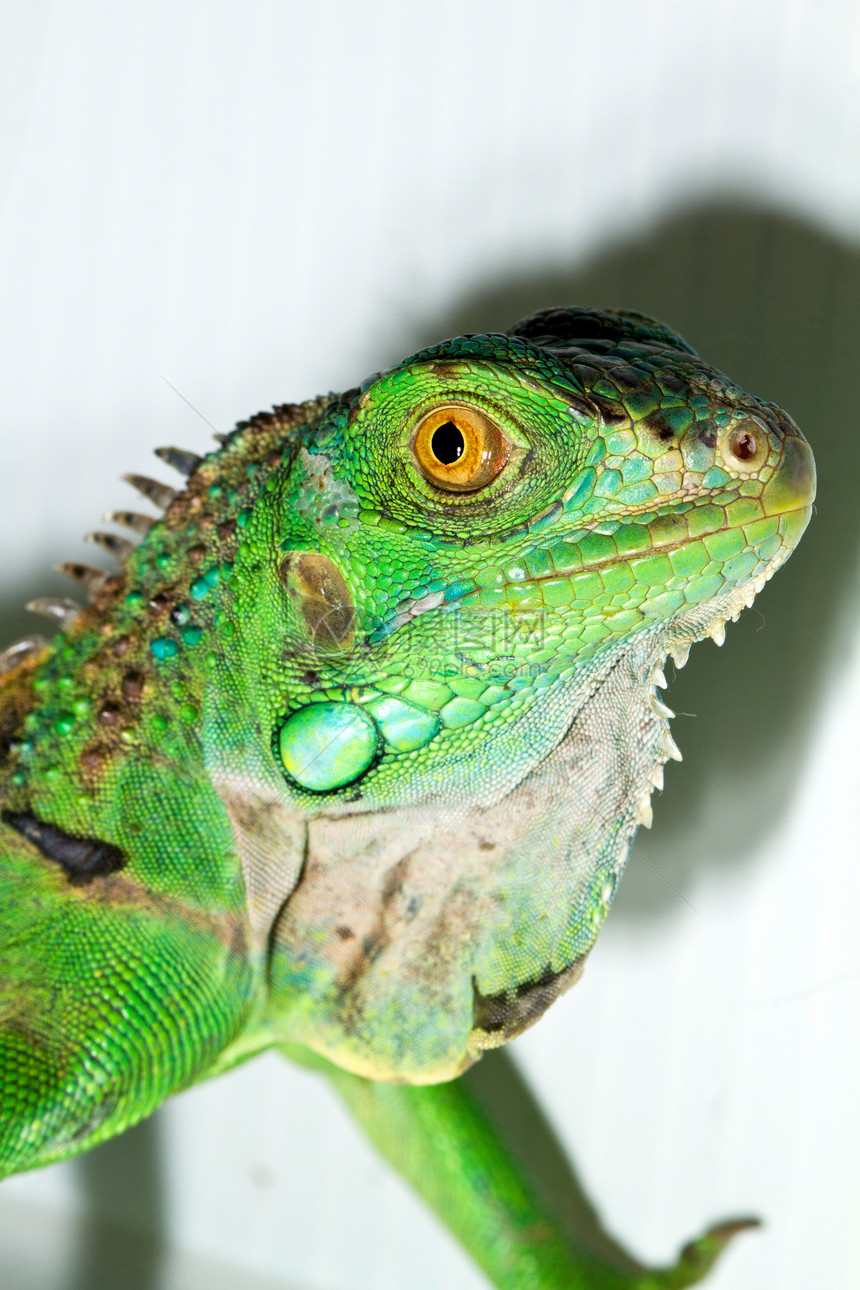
[69,1088,120,1143]
[660,371,687,398]
[3,810,128,882]
[471,958,585,1042]
[645,409,680,442]
[565,393,595,420]
[604,362,641,391]
[590,395,628,426]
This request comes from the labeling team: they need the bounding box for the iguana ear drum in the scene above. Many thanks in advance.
[279,552,355,649]
[411,403,511,492]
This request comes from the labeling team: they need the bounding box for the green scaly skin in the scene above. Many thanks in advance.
[0,308,815,1288]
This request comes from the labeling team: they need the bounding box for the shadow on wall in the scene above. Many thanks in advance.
[65,1119,164,1290]
[0,198,857,1288]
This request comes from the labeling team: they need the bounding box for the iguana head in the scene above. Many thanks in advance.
[251,307,813,802]
[4,307,814,1082]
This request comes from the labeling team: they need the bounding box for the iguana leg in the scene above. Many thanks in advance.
[280,1045,754,1290]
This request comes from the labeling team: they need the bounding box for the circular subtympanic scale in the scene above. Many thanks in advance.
[277,700,379,792]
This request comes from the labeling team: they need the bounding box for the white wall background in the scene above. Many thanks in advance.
[1,2,859,1288]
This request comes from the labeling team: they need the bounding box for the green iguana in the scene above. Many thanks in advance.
[0,307,815,1288]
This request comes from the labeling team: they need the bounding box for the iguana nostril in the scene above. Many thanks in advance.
[730,428,758,461]
[719,419,768,472]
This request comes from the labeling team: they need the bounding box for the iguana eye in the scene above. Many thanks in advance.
[411,404,512,492]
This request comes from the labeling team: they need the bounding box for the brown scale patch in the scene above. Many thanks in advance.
[229,399,326,454]
[122,671,145,701]
[0,653,44,769]
[77,725,134,792]
[79,745,109,775]
[147,589,174,614]
[88,574,126,615]
[0,1010,54,1060]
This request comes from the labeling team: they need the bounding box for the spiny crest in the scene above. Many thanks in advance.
[0,399,326,677]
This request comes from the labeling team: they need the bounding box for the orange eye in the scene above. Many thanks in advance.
[411,404,512,492]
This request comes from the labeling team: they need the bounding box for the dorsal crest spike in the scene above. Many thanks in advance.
[122,474,177,511]
[26,597,81,630]
[54,562,108,595]
[85,531,135,562]
[154,446,203,477]
[102,510,154,536]
[0,636,47,675]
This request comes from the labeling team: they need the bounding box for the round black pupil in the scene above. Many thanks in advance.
[430,422,465,465]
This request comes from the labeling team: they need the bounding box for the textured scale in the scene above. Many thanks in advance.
[0,308,815,1289]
